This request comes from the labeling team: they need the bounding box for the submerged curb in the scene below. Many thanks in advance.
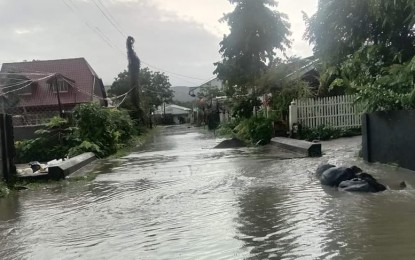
[48,152,96,180]
[270,137,322,157]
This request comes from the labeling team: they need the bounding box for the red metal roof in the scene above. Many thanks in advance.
[0,58,104,108]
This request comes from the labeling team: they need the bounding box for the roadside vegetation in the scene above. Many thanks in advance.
[0,181,9,198]
[15,36,174,164]
[298,126,361,142]
[210,0,415,142]
[15,104,138,163]
[304,0,415,112]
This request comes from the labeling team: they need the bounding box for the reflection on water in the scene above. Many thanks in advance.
[1,125,415,259]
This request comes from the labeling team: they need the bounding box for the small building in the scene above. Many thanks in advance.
[154,104,191,124]
[0,58,107,126]
[199,78,224,89]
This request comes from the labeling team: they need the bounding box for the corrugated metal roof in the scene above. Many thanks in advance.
[0,58,101,107]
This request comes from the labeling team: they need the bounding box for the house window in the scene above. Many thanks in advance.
[52,79,70,93]
[16,83,33,95]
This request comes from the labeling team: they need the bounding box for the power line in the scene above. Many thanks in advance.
[140,61,208,82]
[60,0,210,85]
[90,0,127,38]
[86,1,209,83]
[0,72,53,76]
[0,80,33,89]
[0,74,55,96]
[62,0,121,52]
[96,0,127,34]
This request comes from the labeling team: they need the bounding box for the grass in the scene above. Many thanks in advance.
[109,127,159,159]
[0,180,9,198]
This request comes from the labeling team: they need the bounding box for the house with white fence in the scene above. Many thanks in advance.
[289,95,363,131]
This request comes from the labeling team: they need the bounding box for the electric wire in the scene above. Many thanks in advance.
[60,0,209,85]
[0,74,55,96]
[90,0,127,38]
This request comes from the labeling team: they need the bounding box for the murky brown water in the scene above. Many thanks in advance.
[1,125,415,259]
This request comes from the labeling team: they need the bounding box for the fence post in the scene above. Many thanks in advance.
[289,100,298,131]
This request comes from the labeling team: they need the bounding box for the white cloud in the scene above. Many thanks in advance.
[14,26,43,35]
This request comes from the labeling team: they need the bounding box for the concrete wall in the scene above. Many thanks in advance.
[0,114,16,180]
[13,125,45,141]
[362,110,415,171]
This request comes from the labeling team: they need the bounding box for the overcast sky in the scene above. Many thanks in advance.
[0,0,317,86]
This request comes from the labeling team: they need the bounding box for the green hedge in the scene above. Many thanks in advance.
[299,125,361,141]
[16,103,137,163]
[217,117,273,145]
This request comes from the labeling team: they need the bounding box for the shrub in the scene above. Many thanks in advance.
[67,141,103,158]
[15,104,137,162]
[216,119,240,137]
[0,181,9,198]
[106,108,135,142]
[235,117,273,145]
[299,125,361,141]
[247,117,273,145]
[73,103,119,156]
[15,117,78,163]
[232,96,262,119]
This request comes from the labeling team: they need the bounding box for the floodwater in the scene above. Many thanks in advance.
[1,125,415,260]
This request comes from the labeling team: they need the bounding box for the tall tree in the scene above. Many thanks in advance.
[126,36,145,124]
[108,68,174,115]
[304,0,415,65]
[214,0,291,91]
[304,0,415,111]
[141,68,174,113]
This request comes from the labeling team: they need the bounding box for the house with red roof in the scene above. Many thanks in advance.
[0,58,107,125]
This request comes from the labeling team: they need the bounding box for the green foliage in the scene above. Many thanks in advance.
[337,45,415,112]
[107,108,135,143]
[270,80,312,120]
[299,125,361,141]
[15,117,78,163]
[214,0,291,89]
[216,124,236,137]
[109,68,174,121]
[234,117,273,145]
[256,56,316,121]
[304,0,415,65]
[232,96,262,119]
[0,181,9,197]
[305,0,415,112]
[15,104,136,163]
[74,103,117,155]
[247,117,274,145]
[216,120,241,137]
[67,141,103,158]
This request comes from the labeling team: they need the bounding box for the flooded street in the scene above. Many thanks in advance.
[1,125,415,259]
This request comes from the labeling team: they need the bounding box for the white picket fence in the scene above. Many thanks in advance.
[289,95,363,129]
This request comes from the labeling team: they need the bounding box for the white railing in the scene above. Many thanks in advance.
[289,95,363,130]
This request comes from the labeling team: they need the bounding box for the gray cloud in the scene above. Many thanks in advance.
[0,0,317,87]
[0,0,221,86]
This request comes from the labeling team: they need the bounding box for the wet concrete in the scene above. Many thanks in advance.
[1,125,415,259]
